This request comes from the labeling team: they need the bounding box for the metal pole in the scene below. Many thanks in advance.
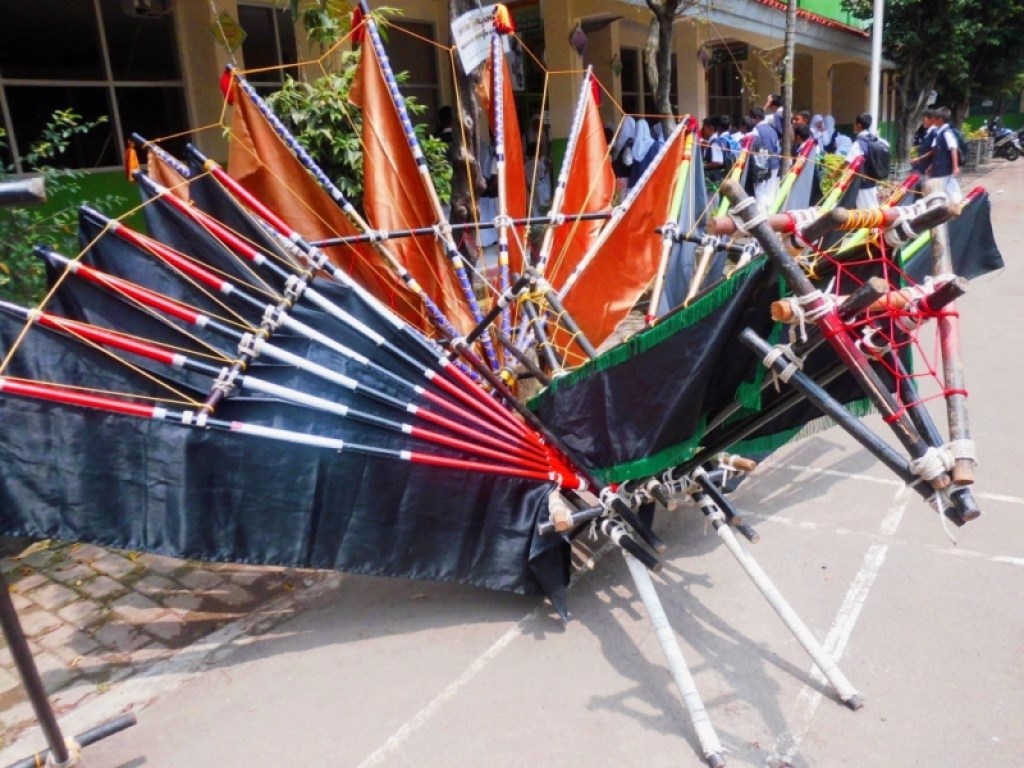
[869,0,885,124]
[622,553,726,767]
[0,572,71,765]
[690,479,863,709]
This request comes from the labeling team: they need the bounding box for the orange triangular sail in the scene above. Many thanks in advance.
[225,76,428,331]
[349,37,474,335]
[543,74,615,294]
[555,123,688,367]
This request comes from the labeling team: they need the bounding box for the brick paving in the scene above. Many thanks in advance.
[0,538,327,748]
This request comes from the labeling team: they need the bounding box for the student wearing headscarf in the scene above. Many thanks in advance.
[811,114,838,154]
[628,118,662,187]
[611,115,636,180]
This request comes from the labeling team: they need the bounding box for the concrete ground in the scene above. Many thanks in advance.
[1,160,1020,767]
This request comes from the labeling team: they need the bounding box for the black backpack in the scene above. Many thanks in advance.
[857,135,891,181]
[749,134,771,184]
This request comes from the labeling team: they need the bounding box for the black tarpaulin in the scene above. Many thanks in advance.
[530,193,1004,483]
[0,308,570,611]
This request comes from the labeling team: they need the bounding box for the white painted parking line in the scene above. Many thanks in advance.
[354,540,617,768]
[742,509,1024,568]
[756,462,902,487]
[760,462,1024,507]
[766,485,907,766]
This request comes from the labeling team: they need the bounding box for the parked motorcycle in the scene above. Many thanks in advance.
[987,116,1021,161]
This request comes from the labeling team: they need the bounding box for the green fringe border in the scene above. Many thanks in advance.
[592,418,707,484]
[727,397,876,458]
[596,397,876,484]
[530,259,883,483]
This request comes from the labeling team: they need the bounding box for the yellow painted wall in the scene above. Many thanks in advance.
[793,52,814,112]
[175,0,869,153]
[177,0,238,160]
[830,62,868,125]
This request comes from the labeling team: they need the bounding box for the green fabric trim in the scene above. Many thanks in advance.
[728,319,785,418]
[528,258,770,408]
[727,397,875,457]
[593,396,875,483]
[593,418,707,484]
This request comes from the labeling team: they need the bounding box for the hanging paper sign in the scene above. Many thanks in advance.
[451,6,495,73]
[211,11,246,53]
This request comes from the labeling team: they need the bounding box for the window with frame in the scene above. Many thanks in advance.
[0,0,189,172]
[238,3,299,95]
[619,47,678,116]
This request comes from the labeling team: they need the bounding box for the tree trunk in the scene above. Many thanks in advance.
[893,64,936,164]
[781,0,797,171]
[653,9,675,136]
[448,0,486,262]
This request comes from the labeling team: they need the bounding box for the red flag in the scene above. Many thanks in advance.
[219,68,235,105]
[351,7,365,44]
[227,80,429,332]
[349,36,475,335]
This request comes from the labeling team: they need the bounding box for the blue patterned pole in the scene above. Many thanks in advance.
[131,133,192,179]
[358,4,501,373]
[511,67,595,355]
[533,67,596,277]
[490,32,513,342]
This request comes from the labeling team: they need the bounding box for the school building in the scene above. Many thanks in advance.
[1,0,1011,187]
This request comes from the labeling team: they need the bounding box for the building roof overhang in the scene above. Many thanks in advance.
[623,0,874,61]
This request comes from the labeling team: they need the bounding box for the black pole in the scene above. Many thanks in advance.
[308,211,612,249]
[692,471,760,543]
[532,274,599,359]
[719,180,949,490]
[520,300,562,373]
[739,328,923,486]
[0,572,70,764]
[6,713,137,768]
[493,327,551,387]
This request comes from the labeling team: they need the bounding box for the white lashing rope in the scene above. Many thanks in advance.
[933,492,958,545]
[763,343,805,391]
[909,445,954,483]
[44,737,81,768]
[779,288,835,343]
[947,438,977,465]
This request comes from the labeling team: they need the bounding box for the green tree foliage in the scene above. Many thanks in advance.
[935,1,1024,121]
[0,111,125,305]
[843,0,1024,158]
[268,2,452,210]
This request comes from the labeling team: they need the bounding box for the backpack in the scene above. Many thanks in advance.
[857,135,891,181]
[718,133,741,168]
[749,134,771,184]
